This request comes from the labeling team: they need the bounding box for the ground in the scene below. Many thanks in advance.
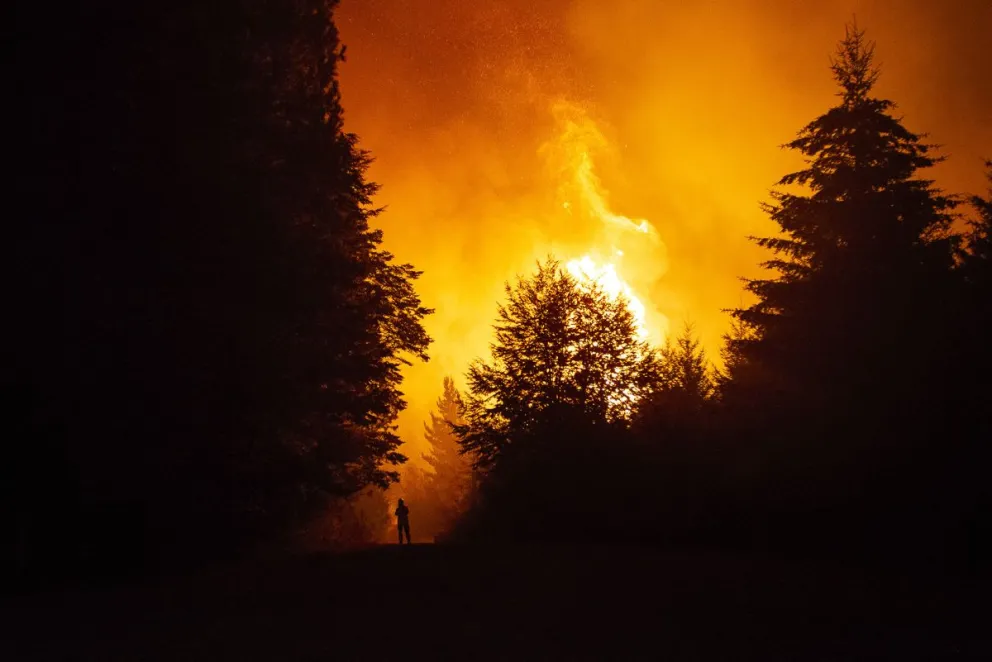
[3,544,988,660]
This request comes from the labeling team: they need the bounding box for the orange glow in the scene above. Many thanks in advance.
[337,0,992,462]
[566,255,651,342]
[549,99,667,345]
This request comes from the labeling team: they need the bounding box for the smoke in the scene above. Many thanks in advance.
[336,0,992,459]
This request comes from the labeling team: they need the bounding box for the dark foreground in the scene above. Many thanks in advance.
[3,545,988,661]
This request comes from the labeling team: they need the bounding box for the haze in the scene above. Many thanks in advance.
[336,0,991,455]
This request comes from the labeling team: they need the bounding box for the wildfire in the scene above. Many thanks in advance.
[546,100,668,345]
[566,255,650,341]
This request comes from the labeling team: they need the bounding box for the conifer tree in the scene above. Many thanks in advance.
[963,161,992,285]
[11,0,433,562]
[730,23,958,420]
[716,318,757,395]
[422,377,474,527]
[636,323,715,441]
[659,323,715,406]
[959,161,992,420]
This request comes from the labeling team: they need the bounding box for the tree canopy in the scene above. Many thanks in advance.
[731,23,959,421]
[457,258,662,469]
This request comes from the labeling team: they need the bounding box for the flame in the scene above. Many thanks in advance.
[566,255,650,341]
[544,100,668,345]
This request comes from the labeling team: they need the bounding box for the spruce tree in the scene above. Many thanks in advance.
[963,161,992,285]
[716,24,970,555]
[716,318,757,396]
[636,322,715,444]
[731,23,958,424]
[156,0,435,535]
[959,161,992,426]
[422,377,474,527]
[630,324,716,540]
[11,0,432,563]
[659,323,715,405]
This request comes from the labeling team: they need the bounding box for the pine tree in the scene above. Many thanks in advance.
[716,24,970,555]
[11,0,433,563]
[659,322,715,405]
[456,258,662,469]
[963,160,992,285]
[958,161,992,418]
[235,0,433,497]
[422,377,474,529]
[636,323,715,442]
[161,0,435,537]
[731,23,958,420]
[716,317,757,395]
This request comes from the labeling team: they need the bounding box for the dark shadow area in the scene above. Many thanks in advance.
[2,545,989,661]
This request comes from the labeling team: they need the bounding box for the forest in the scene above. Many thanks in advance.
[7,0,991,591]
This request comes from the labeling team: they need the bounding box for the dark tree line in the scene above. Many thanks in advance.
[450,25,990,565]
[9,0,430,580]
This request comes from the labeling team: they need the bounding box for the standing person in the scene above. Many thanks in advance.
[395,499,411,545]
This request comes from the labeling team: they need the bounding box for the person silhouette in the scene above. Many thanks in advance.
[395,499,411,545]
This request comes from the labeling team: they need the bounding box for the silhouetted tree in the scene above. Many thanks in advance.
[636,322,714,434]
[731,22,958,430]
[659,323,715,404]
[628,323,719,538]
[422,377,474,530]
[715,318,757,396]
[640,322,716,432]
[447,259,665,542]
[10,0,431,572]
[963,160,992,285]
[721,22,967,558]
[456,258,663,470]
[952,161,992,527]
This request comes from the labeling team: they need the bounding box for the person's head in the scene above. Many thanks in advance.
[398,498,405,506]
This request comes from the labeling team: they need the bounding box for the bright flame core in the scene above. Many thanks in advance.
[566,256,650,341]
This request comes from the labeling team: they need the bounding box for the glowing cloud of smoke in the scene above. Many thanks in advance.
[543,100,669,345]
[547,101,655,236]
[336,0,990,459]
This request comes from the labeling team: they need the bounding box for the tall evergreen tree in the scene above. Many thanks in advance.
[456,258,662,469]
[716,318,757,395]
[422,377,474,529]
[731,23,958,426]
[424,377,468,474]
[958,160,992,430]
[715,23,972,558]
[10,0,432,569]
[963,160,992,285]
[658,323,715,405]
[635,322,715,460]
